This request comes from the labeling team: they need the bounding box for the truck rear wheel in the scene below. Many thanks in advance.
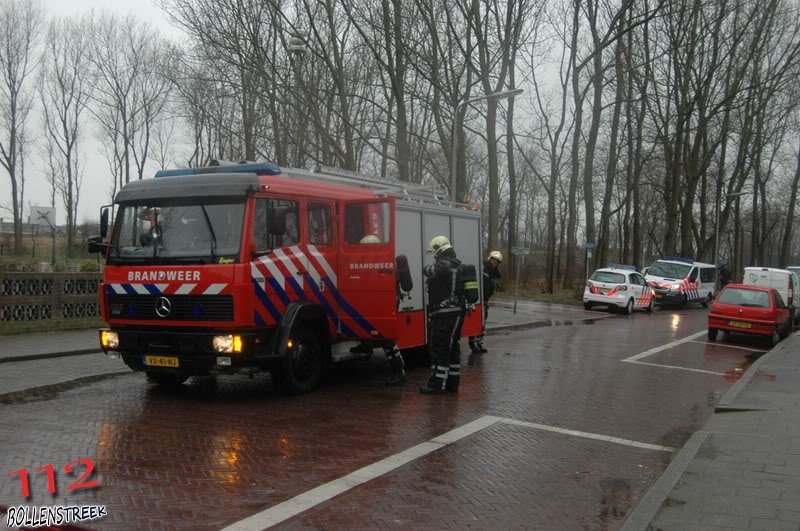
[273,326,324,394]
[146,372,188,387]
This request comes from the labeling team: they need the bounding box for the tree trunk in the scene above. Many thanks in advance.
[506,68,518,277]
[597,12,626,268]
[564,1,582,287]
[779,148,800,267]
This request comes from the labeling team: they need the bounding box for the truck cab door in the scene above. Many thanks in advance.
[336,199,396,340]
[249,196,306,326]
[303,200,340,336]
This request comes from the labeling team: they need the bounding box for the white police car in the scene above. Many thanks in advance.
[584,265,655,314]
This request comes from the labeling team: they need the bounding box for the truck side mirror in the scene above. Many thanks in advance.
[87,235,104,254]
[100,207,110,238]
[396,254,413,293]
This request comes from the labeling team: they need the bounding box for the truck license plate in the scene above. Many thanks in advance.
[145,355,179,367]
[728,321,752,329]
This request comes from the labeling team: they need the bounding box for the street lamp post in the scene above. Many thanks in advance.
[449,88,523,202]
[289,30,306,168]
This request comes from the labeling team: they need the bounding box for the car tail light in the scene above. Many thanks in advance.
[586,281,598,294]
[788,278,793,305]
[616,285,628,291]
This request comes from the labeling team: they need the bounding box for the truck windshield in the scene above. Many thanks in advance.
[109,201,245,264]
[647,261,691,280]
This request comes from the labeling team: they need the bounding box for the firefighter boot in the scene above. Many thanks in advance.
[385,347,407,386]
[445,363,460,392]
[468,337,481,354]
[475,336,488,354]
[419,365,448,394]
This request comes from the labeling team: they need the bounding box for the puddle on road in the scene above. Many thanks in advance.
[0,372,130,405]
[597,477,633,528]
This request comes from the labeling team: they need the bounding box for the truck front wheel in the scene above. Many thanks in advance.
[272,326,324,394]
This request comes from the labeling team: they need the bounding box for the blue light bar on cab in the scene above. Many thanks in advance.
[607,263,637,271]
[153,168,194,178]
[154,162,282,178]
[663,256,695,264]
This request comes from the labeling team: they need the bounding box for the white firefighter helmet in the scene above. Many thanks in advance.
[360,234,381,244]
[488,250,503,262]
[427,235,452,256]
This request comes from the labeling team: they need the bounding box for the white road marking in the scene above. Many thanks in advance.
[621,330,706,362]
[689,340,767,353]
[223,414,671,530]
[222,415,503,531]
[501,419,675,452]
[624,359,725,376]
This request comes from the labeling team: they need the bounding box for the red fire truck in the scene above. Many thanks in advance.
[89,161,484,393]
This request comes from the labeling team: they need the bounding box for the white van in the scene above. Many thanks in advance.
[643,257,717,307]
[743,267,800,324]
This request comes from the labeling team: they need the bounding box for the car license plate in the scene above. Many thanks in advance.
[145,355,179,367]
[728,321,752,329]
[598,287,610,293]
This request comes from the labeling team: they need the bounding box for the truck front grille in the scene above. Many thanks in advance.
[107,294,234,321]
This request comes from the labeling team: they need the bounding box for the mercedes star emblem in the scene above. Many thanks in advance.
[155,297,172,318]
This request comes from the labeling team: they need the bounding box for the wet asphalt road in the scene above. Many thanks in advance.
[0,303,772,530]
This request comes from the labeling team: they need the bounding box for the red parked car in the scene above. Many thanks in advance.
[708,284,792,346]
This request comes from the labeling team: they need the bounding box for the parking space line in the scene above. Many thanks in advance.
[689,340,767,353]
[500,419,675,452]
[222,415,503,531]
[223,414,673,530]
[623,359,725,376]
[621,331,706,362]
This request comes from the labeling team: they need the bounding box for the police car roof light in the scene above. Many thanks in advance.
[607,263,637,271]
[154,161,282,178]
[663,256,695,264]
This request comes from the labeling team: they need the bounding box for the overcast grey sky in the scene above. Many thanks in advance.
[0,0,178,226]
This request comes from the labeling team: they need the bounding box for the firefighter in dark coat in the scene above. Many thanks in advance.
[469,251,502,354]
[420,235,464,394]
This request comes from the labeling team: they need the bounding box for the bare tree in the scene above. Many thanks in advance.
[0,0,42,255]
[90,14,160,188]
[40,14,94,257]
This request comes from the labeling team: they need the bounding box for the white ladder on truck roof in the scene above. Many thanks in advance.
[283,165,472,210]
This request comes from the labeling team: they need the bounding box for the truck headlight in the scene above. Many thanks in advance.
[213,334,243,353]
[100,330,119,349]
[669,284,681,291]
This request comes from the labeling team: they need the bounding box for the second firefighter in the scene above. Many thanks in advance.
[420,235,465,394]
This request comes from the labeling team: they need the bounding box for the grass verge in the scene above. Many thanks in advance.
[496,287,583,306]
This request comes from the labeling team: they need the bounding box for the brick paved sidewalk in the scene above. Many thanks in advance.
[623,332,800,531]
